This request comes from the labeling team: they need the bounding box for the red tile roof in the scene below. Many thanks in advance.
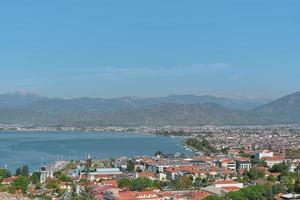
[101,180,118,187]
[138,172,155,178]
[261,156,284,161]
[212,180,239,184]
[221,186,241,192]
[1,176,18,184]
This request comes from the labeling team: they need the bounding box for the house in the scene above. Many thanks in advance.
[40,166,53,184]
[59,182,72,191]
[280,193,300,199]
[261,156,285,167]
[1,176,18,185]
[101,180,118,187]
[255,150,274,159]
[158,172,167,181]
[215,159,236,171]
[92,185,121,199]
[87,168,122,181]
[235,158,252,171]
[134,172,156,180]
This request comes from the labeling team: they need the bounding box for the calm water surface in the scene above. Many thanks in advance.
[0,131,186,171]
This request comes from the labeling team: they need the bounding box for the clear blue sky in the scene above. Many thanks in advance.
[0,1,299,99]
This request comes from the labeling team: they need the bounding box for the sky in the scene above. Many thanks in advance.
[0,1,299,99]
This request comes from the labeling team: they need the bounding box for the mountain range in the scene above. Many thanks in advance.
[0,91,299,127]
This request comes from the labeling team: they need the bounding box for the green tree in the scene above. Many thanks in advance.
[21,165,29,177]
[0,168,11,179]
[178,176,193,190]
[126,160,135,172]
[272,183,286,195]
[267,175,276,182]
[246,167,265,180]
[131,177,154,191]
[31,171,41,184]
[15,167,21,176]
[193,177,204,188]
[12,176,29,193]
[240,175,250,183]
[59,174,71,182]
[118,178,132,188]
[46,178,60,191]
[53,170,63,179]
[282,175,295,193]
[251,159,268,167]
[271,163,289,174]
[204,196,223,200]
[294,164,300,173]
[225,191,246,200]
[295,177,300,193]
[225,185,271,200]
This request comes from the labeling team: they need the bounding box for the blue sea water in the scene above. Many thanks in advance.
[0,131,186,172]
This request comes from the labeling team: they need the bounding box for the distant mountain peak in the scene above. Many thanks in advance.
[1,91,300,126]
[254,91,300,122]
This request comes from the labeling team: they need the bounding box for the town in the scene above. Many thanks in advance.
[0,125,299,200]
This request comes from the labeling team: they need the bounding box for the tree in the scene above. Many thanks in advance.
[31,172,41,184]
[225,185,271,200]
[282,175,295,193]
[131,177,154,191]
[193,177,203,188]
[251,159,268,167]
[295,163,300,172]
[246,167,265,180]
[71,182,77,197]
[240,175,250,183]
[271,163,289,174]
[126,160,135,172]
[272,183,286,194]
[180,176,193,189]
[185,138,218,155]
[59,174,71,182]
[21,165,29,177]
[12,176,29,193]
[225,191,246,200]
[0,168,11,179]
[295,177,300,193]
[204,196,223,200]
[53,170,63,179]
[201,178,209,187]
[174,176,193,190]
[46,178,60,191]
[267,175,276,182]
[15,167,21,176]
[118,178,132,188]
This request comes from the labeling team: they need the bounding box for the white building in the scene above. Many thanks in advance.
[261,156,284,167]
[255,150,273,160]
[40,166,53,184]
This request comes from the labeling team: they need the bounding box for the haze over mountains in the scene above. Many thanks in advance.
[0,91,299,127]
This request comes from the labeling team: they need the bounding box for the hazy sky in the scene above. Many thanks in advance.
[0,1,299,99]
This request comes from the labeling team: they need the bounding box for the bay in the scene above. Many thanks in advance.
[0,131,187,172]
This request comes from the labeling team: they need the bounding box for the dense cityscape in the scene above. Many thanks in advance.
[0,124,299,199]
[1,0,300,199]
